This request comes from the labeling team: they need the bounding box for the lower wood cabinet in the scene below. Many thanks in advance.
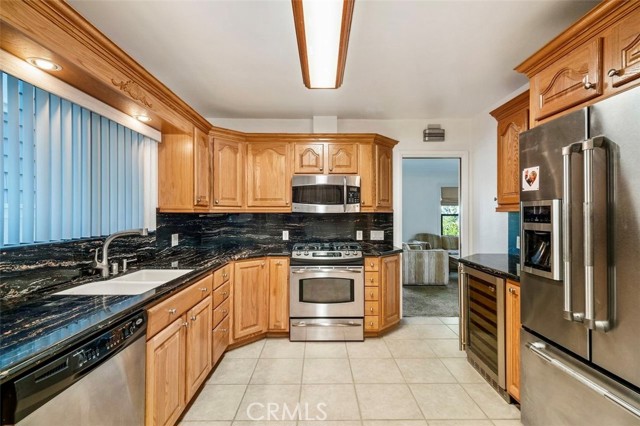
[233,259,269,341]
[212,264,232,365]
[213,316,230,364]
[268,257,289,332]
[506,280,521,401]
[364,254,401,333]
[145,275,213,426]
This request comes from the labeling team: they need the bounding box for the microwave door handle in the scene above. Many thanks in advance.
[582,137,610,332]
[562,142,584,323]
[343,176,347,212]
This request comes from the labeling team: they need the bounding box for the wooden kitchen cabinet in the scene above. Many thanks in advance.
[358,143,375,211]
[212,264,232,365]
[233,258,269,341]
[145,274,213,426]
[364,254,400,334]
[506,280,521,402]
[490,91,529,212]
[604,10,640,92]
[212,132,244,209]
[268,257,289,332]
[246,142,291,208]
[293,142,325,173]
[375,144,393,211]
[327,143,358,174]
[193,127,211,208]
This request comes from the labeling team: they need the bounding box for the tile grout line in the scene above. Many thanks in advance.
[346,341,365,423]
[230,339,264,422]
[384,337,427,422]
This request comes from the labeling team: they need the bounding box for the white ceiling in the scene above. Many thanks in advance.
[68,0,598,120]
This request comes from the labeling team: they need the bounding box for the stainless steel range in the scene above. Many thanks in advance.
[290,242,364,341]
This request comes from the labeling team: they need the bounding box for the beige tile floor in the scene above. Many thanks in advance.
[180,317,523,426]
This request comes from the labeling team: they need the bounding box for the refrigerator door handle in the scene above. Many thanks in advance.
[526,341,640,420]
[561,141,585,323]
[458,264,467,350]
[582,136,610,332]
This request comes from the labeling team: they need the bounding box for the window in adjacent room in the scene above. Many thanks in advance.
[440,186,459,236]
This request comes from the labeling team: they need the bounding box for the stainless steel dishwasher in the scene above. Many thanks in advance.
[1,311,146,426]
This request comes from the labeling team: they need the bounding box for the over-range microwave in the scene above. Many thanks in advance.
[291,175,361,213]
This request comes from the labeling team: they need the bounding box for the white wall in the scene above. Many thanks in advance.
[208,110,518,255]
[402,159,459,242]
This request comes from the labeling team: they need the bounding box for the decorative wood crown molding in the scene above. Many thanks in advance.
[490,91,529,120]
[111,79,153,108]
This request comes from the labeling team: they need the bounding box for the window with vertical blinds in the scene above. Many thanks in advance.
[1,72,158,247]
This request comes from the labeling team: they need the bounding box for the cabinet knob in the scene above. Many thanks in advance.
[286,201,289,205]
[222,309,228,314]
[222,291,228,297]
[183,321,189,327]
[329,167,333,171]
[494,197,497,202]
[370,307,374,313]
[215,199,219,204]
[369,278,374,283]
[196,196,202,202]
[369,321,374,326]
[582,76,596,90]
[222,328,228,333]
[276,261,282,266]
[261,263,265,267]
[319,167,323,171]
[607,68,620,77]
[168,308,177,314]
[222,272,227,278]
[369,262,374,267]
[200,287,208,292]
[191,315,197,321]
[370,291,374,298]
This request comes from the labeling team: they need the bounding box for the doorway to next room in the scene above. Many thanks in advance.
[401,158,461,318]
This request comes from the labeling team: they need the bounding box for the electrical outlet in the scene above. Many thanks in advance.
[171,233,179,247]
[370,230,384,241]
[516,235,520,249]
[356,230,363,241]
[282,230,289,241]
[171,261,179,268]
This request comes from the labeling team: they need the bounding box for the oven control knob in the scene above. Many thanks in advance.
[304,251,309,256]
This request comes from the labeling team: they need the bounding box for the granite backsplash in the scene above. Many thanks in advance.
[1,212,393,299]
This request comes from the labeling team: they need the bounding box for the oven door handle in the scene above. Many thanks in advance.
[291,321,362,327]
[291,269,363,274]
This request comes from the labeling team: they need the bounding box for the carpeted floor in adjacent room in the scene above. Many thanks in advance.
[403,271,459,317]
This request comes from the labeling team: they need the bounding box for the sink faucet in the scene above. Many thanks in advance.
[93,228,148,278]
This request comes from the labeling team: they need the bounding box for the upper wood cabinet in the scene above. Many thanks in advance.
[233,259,269,341]
[604,10,640,92]
[375,144,393,211]
[532,38,603,123]
[193,127,211,208]
[246,142,291,208]
[517,2,640,125]
[506,280,521,402]
[294,143,324,173]
[268,257,289,332]
[358,143,375,211]
[327,143,358,174]
[490,91,529,212]
[212,134,244,209]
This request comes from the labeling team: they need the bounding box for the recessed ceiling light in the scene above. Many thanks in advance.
[292,0,355,89]
[26,57,62,71]
[134,115,152,123]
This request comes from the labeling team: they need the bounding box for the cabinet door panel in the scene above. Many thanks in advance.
[213,316,230,365]
[146,318,186,426]
[268,258,289,331]
[358,143,374,211]
[606,11,640,90]
[381,255,400,327]
[233,259,268,340]
[506,281,521,401]
[213,139,243,207]
[327,143,358,174]
[497,109,527,208]
[247,142,291,207]
[294,143,324,174]
[193,127,211,207]
[375,145,393,210]
[185,296,212,401]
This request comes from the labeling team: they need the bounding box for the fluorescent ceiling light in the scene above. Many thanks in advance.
[26,57,62,71]
[292,0,354,89]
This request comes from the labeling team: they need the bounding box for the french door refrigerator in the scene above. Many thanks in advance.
[519,86,640,426]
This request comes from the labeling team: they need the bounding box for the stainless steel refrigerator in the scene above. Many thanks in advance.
[519,86,640,425]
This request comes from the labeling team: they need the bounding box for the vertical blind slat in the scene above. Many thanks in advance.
[21,82,35,244]
[6,76,20,245]
[2,72,157,246]
[61,100,73,239]
[35,87,50,242]
[49,95,62,241]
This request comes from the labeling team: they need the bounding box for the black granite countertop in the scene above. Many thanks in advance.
[362,245,403,256]
[458,253,520,282]
[0,247,285,382]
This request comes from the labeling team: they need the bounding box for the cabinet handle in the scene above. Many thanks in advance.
[215,199,219,204]
[369,321,374,326]
[370,291,374,298]
[222,272,227,278]
[286,201,289,205]
[200,287,208,292]
[370,307,374,313]
[168,308,177,315]
[582,75,596,90]
[261,263,265,267]
[329,167,333,171]
[196,196,202,202]
[508,287,514,294]
[369,277,374,283]
[191,315,197,321]
[183,321,189,327]
[607,68,620,77]
[369,262,374,267]
[319,167,323,171]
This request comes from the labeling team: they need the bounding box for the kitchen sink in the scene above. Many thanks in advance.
[54,269,193,296]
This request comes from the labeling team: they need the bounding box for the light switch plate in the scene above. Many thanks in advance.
[356,230,363,241]
[370,230,384,241]
[282,230,289,241]
[171,234,179,247]
[171,261,179,268]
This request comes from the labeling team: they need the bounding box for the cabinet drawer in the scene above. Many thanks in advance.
[365,258,380,272]
[213,316,230,364]
[213,281,230,308]
[365,287,379,301]
[365,272,379,287]
[213,297,230,329]
[365,301,379,316]
[213,264,231,289]
[147,275,213,338]
[364,316,379,331]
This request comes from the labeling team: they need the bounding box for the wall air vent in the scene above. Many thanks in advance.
[423,124,445,142]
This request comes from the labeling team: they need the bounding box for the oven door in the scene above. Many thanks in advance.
[290,266,364,318]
